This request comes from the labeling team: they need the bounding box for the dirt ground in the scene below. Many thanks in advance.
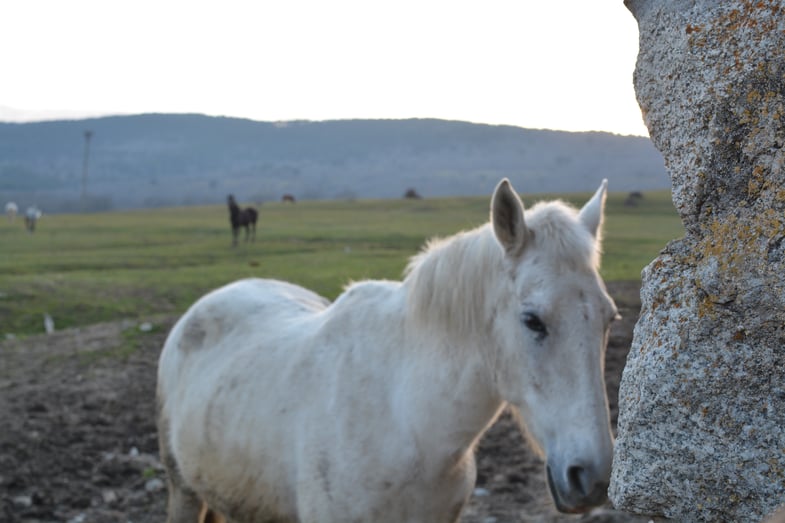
[0,281,652,523]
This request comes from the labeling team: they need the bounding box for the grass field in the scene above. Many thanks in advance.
[0,190,683,338]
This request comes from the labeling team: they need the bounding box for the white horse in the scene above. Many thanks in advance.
[157,178,618,523]
[24,206,42,233]
[5,201,17,223]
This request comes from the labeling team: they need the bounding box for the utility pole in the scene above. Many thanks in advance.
[81,130,93,210]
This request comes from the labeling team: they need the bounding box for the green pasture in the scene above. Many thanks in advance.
[0,191,683,338]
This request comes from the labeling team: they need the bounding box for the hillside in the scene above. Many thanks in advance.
[0,114,667,212]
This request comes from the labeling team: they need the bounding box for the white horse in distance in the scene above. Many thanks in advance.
[5,201,17,223]
[24,206,42,233]
[157,178,618,523]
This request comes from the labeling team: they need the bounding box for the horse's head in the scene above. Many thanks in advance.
[488,179,617,513]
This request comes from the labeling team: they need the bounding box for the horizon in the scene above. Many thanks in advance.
[0,110,649,138]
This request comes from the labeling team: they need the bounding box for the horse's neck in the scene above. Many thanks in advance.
[229,205,242,223]
[329,280,503,468]
[397,230,506,460]
[401,333,505,464]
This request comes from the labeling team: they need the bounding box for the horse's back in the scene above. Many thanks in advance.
[161,278,327,365]
[158,278,330,427]
[245,207,258,224]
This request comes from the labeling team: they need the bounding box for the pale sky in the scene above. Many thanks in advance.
[0,1,647,136]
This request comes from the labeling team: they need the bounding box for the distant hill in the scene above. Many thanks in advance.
[0,114,667,212]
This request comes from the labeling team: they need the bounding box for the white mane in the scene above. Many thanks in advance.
[404,224,501,339]
[524,200,601,269]
[403,200,599,339]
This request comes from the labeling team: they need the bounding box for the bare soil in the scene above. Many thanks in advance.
[0,281,649,523]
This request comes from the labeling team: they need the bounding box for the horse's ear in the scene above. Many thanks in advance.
[491,179,528,257]
[578,179,608,240]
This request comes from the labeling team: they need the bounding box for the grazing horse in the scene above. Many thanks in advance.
[158,179,617,523]
[227,195,258,247]
[281,193,296,203]
[5,202,17,223]
[24,206,41,233]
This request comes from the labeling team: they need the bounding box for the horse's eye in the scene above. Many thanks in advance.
[522,312,547,337]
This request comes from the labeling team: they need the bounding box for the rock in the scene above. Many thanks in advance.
[101,489,118,505]
[43,313,54,334]
[609,2,785,522]
[144,477,165,493]
[12,495,32,508]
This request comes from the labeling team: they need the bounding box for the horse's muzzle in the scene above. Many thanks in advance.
[545,463,609,514]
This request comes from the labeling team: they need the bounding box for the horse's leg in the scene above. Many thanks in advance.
[158,417,204,523]
[251,222,256,243]
[232,227,238,247]
[199,502,227,523]
[166,481,203,523]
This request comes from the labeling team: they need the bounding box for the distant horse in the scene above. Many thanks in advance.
[158,179,617,522]
[24,206,41,233]
[281,194,296,203]
[404,187,422,199]
[5,202,17,223]
[227,195,258,247]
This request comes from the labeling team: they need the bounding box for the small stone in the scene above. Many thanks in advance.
[145,478,165,492]
[43,313,54,334]
[102,489,118,504]
[12,495,32,507]
[472,487,490,497]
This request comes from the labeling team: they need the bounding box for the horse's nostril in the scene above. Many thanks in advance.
[547,463,609,513]
[567,465,589,497]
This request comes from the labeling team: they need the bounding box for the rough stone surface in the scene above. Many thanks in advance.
[609,1,785,522]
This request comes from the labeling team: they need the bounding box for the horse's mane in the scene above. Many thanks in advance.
[523,200,601,270]
[403,200,599,339]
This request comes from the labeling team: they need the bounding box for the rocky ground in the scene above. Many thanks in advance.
[0,281,651,523]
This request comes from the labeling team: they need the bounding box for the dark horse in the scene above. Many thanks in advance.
[227,195,258,247]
